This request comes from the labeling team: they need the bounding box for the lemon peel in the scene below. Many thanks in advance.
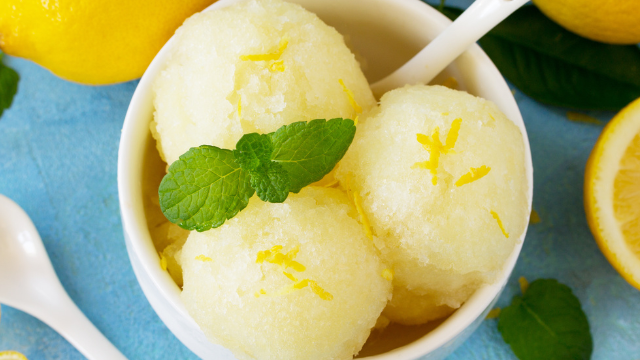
[567,112,602,125]
[256,245,305,272]
[339,79,362,124]
[160,254,168,271]
[269,60,285,72]
[485,307,501,319]
[441,77,458,90]
[342,173,374,239]
[519,276,529,293]
[240,36,289,61]
[413,119,461,185]
[195,255,212,262]
[353,191,373,240]
[530,209,541,224]
[381,268,394,281]
[0,0,214,84]
[533,0,640,44]
[491,210,510,238]
[455,165,491,187]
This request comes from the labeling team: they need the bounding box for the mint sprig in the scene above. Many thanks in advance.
[159,118,356,231]
[271,118,356,192]
[0,52,19,119]
[159,146,255,232]
[498,279,592,360]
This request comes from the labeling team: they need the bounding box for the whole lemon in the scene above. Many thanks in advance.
[533,0,640,44]
[0,0,215,85]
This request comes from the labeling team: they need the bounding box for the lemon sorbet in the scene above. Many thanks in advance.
[180,187,392,360]
[336,85,529,325]
[151,0,375,165]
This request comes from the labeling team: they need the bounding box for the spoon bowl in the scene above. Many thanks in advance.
[0,194,126,360]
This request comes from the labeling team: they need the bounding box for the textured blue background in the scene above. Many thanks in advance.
[1,0,639,359]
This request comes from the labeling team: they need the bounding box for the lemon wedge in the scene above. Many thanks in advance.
[0,351,28,360]
[585,97,640,290]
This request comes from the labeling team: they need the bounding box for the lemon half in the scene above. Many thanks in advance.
[585,97,640,290]
[0,351,28,360]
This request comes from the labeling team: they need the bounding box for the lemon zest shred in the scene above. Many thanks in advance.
[353,190,373,240]
[519,276,529,293]
[254,288,267,298]
[240,35,289,62]
[381,268,394,281]
[441,76,458,89]
[283,271,298,282]
[486,307,501,319]
[195,254,212,262]
[159,254,167,271]
[260,279,333,300]
[530,209,541,224]
[308,280,333,300]
[444,118,462,151]
[339,79,362,118]
[238,97,242,119]
[455,165,491,187]
[491,210,509,238]
[256,245,306,272]
[354,115,359,126]
[413,127,445,185]
[269,60,285,72]
[567,111,602,125]
[441,112,449,116]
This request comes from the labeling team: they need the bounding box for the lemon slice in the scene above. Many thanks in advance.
[585,97,640,290]
[0,351,28,360]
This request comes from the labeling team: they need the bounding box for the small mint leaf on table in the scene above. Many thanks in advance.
[159,145,254,232]
[249,162,290,203]
[498,279,592,360]
[270,118,356,193]
[0,52,20,119]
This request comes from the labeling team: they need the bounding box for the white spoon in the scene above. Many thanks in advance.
[371,0,530,98]
[0,194,126,360]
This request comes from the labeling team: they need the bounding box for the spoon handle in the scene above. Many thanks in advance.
[371,0,530,97]
[31,285,127,360]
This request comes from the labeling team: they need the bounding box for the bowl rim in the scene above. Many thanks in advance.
[117,0,534,358]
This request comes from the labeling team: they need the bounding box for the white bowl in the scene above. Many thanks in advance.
[117,0,534,359]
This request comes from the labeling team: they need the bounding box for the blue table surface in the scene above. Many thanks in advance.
[1,1,639,359]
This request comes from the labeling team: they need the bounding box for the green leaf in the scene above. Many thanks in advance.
[270,118,356,193]
[234,133,274,172]
[440,5,640,110]
[159,145,254,232]
[249,162,290,203]
[498,279,593,360]
[0,52,20,118]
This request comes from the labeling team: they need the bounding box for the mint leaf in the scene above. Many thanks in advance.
[159,145,254,232]
[0,52,19,118]
[270,118,356,193]
[250,162,290,203]
[234,133,273,172]
[233,133,290,202]
[498,279,592,360]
